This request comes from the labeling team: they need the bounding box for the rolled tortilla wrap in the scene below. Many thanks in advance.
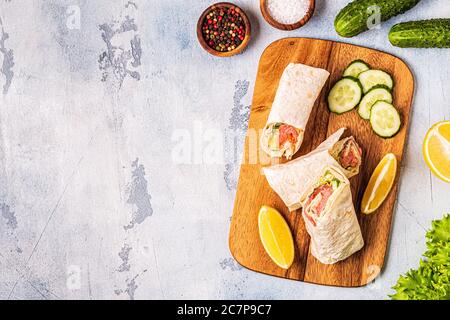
[263,128,362,211]
[260,63,330,159]
[301,166,364,265]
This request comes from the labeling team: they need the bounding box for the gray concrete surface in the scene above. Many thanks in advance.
[0,0,449,300]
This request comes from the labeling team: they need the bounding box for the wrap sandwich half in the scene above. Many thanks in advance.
[301,165,364,264]
[263,128,362,211]
[260,63,330,159]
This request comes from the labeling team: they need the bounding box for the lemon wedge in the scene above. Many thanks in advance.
[423,121,450,183]
[258,206,294,269]
[361,153,397,214]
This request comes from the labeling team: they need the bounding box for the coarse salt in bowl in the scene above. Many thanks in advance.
[266,0,309,25]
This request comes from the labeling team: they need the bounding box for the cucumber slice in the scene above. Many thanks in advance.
[328,77,363,114]
[358,70,394,93]
[343,60,370,78]
[370,101,401,138]
[268,131,279,151]
[358,86,393,120]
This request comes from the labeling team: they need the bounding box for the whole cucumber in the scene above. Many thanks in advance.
[389,19,450,48]
[335,0,421,38]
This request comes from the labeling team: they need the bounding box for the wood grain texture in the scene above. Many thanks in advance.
[229,38,415,287]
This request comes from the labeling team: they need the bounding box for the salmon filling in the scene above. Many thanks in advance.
[265,123,301,158]
[303,171,341,226]
[338,138,362,170]
[279,124,299,146]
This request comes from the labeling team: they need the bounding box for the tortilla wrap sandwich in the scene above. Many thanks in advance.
[260,63,330,159]
[300,165,364,264]
[263,128,362,211]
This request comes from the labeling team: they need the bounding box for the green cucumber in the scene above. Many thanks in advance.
[358,85,393,120]
[389,19,450,48]
[343,60,370,78]
[268,131,279,151]
[358,69,393,93]
[370,101,401,138]
[268,123,281,151]
[328,77,363,114]
[335,0,421,38]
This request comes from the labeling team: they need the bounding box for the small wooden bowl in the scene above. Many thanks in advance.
[196,2,251,57]
[260,0,315,31]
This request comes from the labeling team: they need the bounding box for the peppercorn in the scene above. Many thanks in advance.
[201,5,246,53]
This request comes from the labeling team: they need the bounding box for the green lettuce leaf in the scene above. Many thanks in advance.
[390,214,450,300]
[427,215,450,244]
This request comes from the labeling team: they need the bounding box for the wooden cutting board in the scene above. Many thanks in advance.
[229,38,414,287]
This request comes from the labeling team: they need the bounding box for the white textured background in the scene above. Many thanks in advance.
[0,0,449,300]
